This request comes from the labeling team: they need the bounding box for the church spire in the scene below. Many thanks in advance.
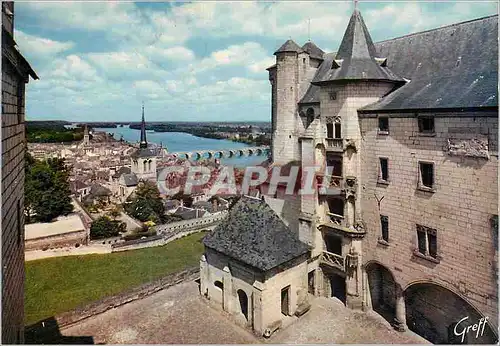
[139,102,147,149]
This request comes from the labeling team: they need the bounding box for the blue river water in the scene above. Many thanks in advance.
[95,126,269,167]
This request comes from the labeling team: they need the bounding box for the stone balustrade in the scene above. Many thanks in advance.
[321,250,345,271]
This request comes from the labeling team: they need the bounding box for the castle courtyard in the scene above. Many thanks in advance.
[60,280,428,344]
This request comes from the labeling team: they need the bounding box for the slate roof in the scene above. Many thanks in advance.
[192,201,214,213]
[302,41,325,60]
[90,184,111,197]
[274,39,303,55]
[312,9,405,85]
[71,180,88,191]
[300,13,497,112]
[112,166,131,179]
[174,207,206,220]
[360,14,498,112]
[299,84,321,104]
[121,173,138,187]
[203,196,309,272]
[131,147,156,158]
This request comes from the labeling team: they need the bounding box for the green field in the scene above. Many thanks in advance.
[25,232,205,326]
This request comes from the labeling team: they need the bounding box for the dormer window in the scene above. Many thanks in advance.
[329,92,337,101]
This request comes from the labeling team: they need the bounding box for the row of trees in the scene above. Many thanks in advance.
[26,122,85,143]
[25,153,74,223]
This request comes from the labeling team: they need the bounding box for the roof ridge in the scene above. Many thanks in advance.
[375,14,498,45]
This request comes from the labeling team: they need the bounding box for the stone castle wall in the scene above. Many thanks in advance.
[2,38,27,343]
[359,113,498,328]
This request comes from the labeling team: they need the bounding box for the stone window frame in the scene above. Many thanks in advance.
[413,224,441,263]
[418,160,436,192]
[378,116,389,135]
[378,215,390,246]
[417,115,436,136]
[377,157,390,185]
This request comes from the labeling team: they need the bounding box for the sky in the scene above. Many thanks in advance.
[15,1,498,122]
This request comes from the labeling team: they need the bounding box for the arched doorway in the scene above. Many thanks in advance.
[365,262,397,325]
[405,282,498,344]
[214,280,224,306]
[237,289,248,321]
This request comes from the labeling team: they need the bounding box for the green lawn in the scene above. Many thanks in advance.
[25,232,205,326]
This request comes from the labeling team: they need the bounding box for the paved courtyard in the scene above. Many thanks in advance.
[61,280,429,344]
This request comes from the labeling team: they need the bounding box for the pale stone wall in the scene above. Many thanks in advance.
[2,12,30,340]
[260,256,309,331]
[201,249,308,336]
[359,113,498,328]
[25,229,88,251]
[273,52,300,164]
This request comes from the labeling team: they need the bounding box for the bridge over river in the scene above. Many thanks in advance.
[168,145,270,160]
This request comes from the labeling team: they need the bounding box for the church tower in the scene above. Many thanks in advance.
[83,124,90,145]
[130,103,157,181]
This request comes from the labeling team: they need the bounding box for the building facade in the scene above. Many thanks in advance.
[1,1,38,343]
[202,8,498,344]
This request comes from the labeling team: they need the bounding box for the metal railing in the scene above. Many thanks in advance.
[321,251,345,271]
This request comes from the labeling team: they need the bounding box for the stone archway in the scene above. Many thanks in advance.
[365,262,397,325]
[405,282,498,344]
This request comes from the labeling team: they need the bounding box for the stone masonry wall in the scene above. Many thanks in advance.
[273,52,299,164]
[25,230,88,251]
[1,52,26,343]
[359,114,498,328]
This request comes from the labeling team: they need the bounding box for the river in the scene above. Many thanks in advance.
[95,126,269,167]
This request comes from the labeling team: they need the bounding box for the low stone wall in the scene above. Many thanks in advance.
[109,212,228,252]
[25,229,88,252]
[111,235,165,252]
[25,267,200,343]
[155,211,228,234]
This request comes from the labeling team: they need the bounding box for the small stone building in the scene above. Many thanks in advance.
[200,196,310,336]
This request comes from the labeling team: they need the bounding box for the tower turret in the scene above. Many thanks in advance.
[272,39,303,165]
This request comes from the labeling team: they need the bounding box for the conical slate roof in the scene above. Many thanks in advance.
[274,39,303,55]
[313,9,405,84]
[203,196,309,271]
[302,41,325,60]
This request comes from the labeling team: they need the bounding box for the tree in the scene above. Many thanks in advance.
[172,191,194,208]
[124,181,165,223]
[25,153,74,223]
[90,216,127,240]
[107,206,122,220]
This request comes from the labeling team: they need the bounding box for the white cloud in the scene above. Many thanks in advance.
[51,55,101,82]
[145,45,195,62]
[15,31,74,58]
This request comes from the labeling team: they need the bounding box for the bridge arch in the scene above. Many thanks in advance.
[247,149,253,156]
[227,150,234,158]
[404,280,497,344]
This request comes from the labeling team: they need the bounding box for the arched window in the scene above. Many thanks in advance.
[148,160,152,172]
[143,160,147,172]
[237,289,248,320]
